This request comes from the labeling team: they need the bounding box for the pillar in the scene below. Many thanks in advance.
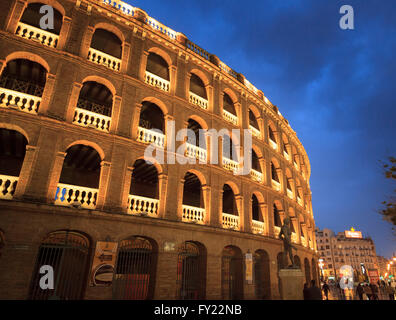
[38,73,56,116]
[96,161,111,210]
[109,95,122,134]
[120,42,131,73]
[169,65,177,96]
[131,102,142,140]
[6,0,26,34]
[57,16,72,51]
[65,82,82,123]
[13,145,38,199]
[80,26,94,59]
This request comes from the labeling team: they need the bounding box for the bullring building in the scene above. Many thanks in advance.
[0,0,318,300]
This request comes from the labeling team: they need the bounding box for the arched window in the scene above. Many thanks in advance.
[182,172,204,223]
[128,159,159,217]
[29,231,91,300]
[271,162,281,191]
[54,144,101,209]
[249,109,260,138]
[222,93,237,125]
[176,241,206,299]
[282,134,290,160]
[16,3,63,48]
[221,246,243,300]
[304,258,311,284]
[137,102,165,148]
[222,184,239,229]
[73,81,113,132]
[254,250,271,299]
[189,74,206,99]
[145,53,170,92]
[252,194,260,221]
[222,134,238,173]
[113,236,158,300]
[250,149,263,182]
[294,255,301,269]
[0,59,47,114]
[88,29,122,71]
[273,204,282,227]
[185,119,206,162]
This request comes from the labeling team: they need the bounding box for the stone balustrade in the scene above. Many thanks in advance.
[269,139,277,150]
[73,107,111,132]
[301,236,308,247]
[127,194,159,217]
[144,71,170,92]
[87,48,121,71]
[284,150,290,161]
[0,87,41,114]
[54,183,98,209]
[222,213,240,230]
[291,232,298,243]
[15,22,59,48]
[271,179,281,191]
[273,226,281,238]
[252,220,265,235]
[189,91,208,110]
[145,16,177,40]
[249,125,261,139]
[222,109,238,125]
[222,157,239,174]
[287,189,293,199]
[185,143,207,163]
[182,205,205,224]
[137,126,165,148]
[250,168,263,183]
[0,175,18,200]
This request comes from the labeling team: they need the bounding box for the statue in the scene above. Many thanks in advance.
[278,217,297,268]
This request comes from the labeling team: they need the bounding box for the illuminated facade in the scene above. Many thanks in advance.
[0,0,317,299]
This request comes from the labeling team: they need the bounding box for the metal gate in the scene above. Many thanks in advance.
[254,251,271,299]
[176,242,200,299]
[112,237,156,300]
[29,231,90,300]
[221,246,243,300]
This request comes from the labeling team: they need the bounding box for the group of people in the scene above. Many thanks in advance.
[303,280,323,300]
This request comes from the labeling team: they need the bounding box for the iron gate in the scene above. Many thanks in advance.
[254,251,271,299]
[29,231,90,300]
[221,246,243,300]
[176,242,200,299]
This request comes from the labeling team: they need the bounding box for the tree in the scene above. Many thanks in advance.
[380,157,396,235]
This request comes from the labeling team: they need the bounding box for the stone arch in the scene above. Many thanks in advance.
[252,144,263,159]
[223,87,238,105]
[4,51,50,73]
[0,123,30,144]
[81,75,117,96]
[187,114,209,130]
[147,47,173,67]
[66,140,105,161]
[249,104,261,120]
[224,180,240,196]
[251,190,265,204]
[26,0,66,17]
[182,168,207,186]
[133,155,164,176]
[189,68,210,87]
[93,21,125,43]
[141,96,169,115]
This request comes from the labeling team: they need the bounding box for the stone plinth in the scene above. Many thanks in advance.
[278,268,304,300]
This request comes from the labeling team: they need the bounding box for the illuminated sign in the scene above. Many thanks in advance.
[345,227,362,238]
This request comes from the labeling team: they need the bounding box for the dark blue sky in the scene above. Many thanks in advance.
[126,0,396,258]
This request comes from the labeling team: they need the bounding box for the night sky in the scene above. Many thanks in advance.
[125,0,396,258]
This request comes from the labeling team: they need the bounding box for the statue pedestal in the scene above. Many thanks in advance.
[278,268,305,300]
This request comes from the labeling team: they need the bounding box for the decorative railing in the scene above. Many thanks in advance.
[15,22,59,48]
[87,48,121,71]
[250,169,263,182]
[185,143,207,162]
[144,71,170,92]
[309,240,313,249]
[54,183,98,209]
[145,16,177,40]
[252,220,265,235]
[101,0,135,16]
[186,40,210,60]
[73,107,111,132]
[182,205,205,224]
[244,78,258,95]
[222,109,238,125]
[271,179,281,191]
[137,126,165,148]
[219,61,238,79]
[249,125,261,139]
[189,91,208,110]
[287,189,293,199]
[294,161,299,170]
[0,175,18,200]
[222,213,239,230]
[291,232,298,243]
[283,150,290,161]
[273,226,281,238]
[222,157,239,174]
[127,195,159,217]
[301,236,308,247]
[0,87,41,114]
[297,196,303,206]
[269,139,277,150]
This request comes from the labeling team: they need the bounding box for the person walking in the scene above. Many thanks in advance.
[356,283,364,300]
[370,283,379,300]
[363,283,372,300]
[386,283,395,300]
[322,281,330,300]
[308,279,323,300]
[303,283,310,300]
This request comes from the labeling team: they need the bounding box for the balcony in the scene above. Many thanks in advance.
[252,220,265,235]
[127,195,159,217]
[54,183,98,209]
[287,188,293,199]
[73,107,111,133]
[222,157,239,174]
[189,92,208,110]
[144,71,170,92]
[137,126,165,148]
[249,125,261,139]
[297,196,303,206]
[271,179,281,191]
[301,236,308,247]
[283,150,290,161]
[250,169,263,183]
[182,205,205,224]
[222,213,239,230]
[222,109,238,125]
[274,226,281,238]
[87,48,121,71]
[15,22,59,48]
[294,161,299,170]
[269,139,277,150]
[185,143,207,162]
[291,232,298,243]
[0,175,18,200]
[0,87,41,115]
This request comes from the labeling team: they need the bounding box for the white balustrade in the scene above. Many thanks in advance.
[182,205,205,224]
[287,189,293,199]
[54,183,98,209]
[145,16,177,40]
[87,48,121,71]
[102,0,135,16]
[244,79,259,95]
[137,126,165,148]
[145,71,170,92]
[222,157,239,174]
[185,143,207,162]
[73,107,111,132]
[294,162,299,170]
[189,91,208,110]
[301,236,308,247]
[250,169,263,182]
[269,139,277,150]
[284,150,290,161]
[0,175,18,200]
[249,125,261,139]
[222,213,239,230]
[271,179,281,191]
[127,195,159,217]
[15,22,59,48]
[222,109,238,125]
[252,220,265,235]
[0,87,41,114]
[274,226,281,238]
[291,232,298,243]
[297,196,303,206]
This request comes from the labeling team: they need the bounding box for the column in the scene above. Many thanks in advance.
[291,216,301,245]
[6,0,26,34]
[260,203,269,236]
[121,166,133,213]
[139,51,149,82]
[38,73,56,116]
[184,72,191,101]
[268,196,275,238]
[235,195,244,231]
[120,42,131,73]
[131,102,142,140]
[169,65,177,96]
[162,170,179,221]
[243,194,252,234]
[13,145,38,199]
[158,173,168,219]
[96,161,111,210]
[206,84,214,113]
[202,185,211,225]
[109,95,122,134]
[57,16,72,51]
[80,26,94,59]
[46,151,66,202]
[65,82,82,123]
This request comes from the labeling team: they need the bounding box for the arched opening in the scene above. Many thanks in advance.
[296,179,303,206]
[176,241,206,299]
[282,134,290,160]
[55,144,101,209]
[294,255,301,269]
[128,159,159,217]
[252,194,261,222]
[249,109,260,138]
[73,81,113,132]
[185,118,206,162]
[221,245,243,300]
[285,169,293,198]
[222,134,238,173]
[88,28,122,71]
[249,149,263,182]
[29,230,91,300]
[273,204,282,228]
[137,101,165,148]
[254,250,271,299]
[113,236,158,300]
[222,184,239,229]
[182,172,205,223]
[189,73,208,109]
[268,124,277,150]
[304,258,311,284]
[311,258,319,285]
[0,128,28,199]
[145,52,170,92]
[16,3,63,48]
[0,59,47,114]
[292,146,300,169]
[222,93,237,124]
[271,161,281,191]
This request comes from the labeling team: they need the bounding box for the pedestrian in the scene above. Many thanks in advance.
[308,279,323,300]
[386,283,395,300]
[356,283,364,300]
[363,283,372,300]
[370,283,379,300]
[303,283,310,300]
[322,281,330,300]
